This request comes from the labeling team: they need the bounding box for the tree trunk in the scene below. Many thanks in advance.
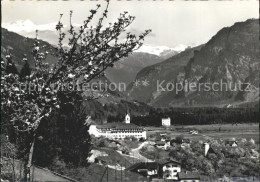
[24,138,35,181]
[27,138,35,169]
[12,156,16,181]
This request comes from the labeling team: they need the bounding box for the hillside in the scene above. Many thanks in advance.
[127,19,259,108]
[184,19,259,106]
[1,28,123,98]
[127,45,203,105]
[1,28,152,122]
[1,28,168,91]
[105,52,164,89]
[1,28,59,70]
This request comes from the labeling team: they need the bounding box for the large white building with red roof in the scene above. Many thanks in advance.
[89,114,146,140]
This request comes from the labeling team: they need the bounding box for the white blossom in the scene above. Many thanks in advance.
[68,73,75,78]
[84,74,89,79]
[45,98,51,102]
[13,87,19,91]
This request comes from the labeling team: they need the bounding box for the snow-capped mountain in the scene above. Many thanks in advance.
[2,20,59,33]
[2,20,82,32]
[134,44,191,59]
[2,20,82,45]
[3,20,192,59]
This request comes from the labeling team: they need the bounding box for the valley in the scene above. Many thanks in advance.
[1,8,259,181]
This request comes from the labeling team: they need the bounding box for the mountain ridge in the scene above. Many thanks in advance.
[127,18,259,108]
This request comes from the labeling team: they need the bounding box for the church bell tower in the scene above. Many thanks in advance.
[125,114,130,124]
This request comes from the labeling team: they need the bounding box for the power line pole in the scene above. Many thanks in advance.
[125,159,126,182]
[107,166,108,182]
[115,165,117,182]
[100,166,108,182]
[121,165,122,182]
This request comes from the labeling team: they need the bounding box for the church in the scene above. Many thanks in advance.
[89,114,147,140]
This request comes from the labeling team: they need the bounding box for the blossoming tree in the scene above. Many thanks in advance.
[1,2,151,180]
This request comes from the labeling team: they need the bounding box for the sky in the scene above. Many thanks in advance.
[2,0,259,48]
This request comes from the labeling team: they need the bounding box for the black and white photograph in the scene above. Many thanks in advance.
[1,0,259,181]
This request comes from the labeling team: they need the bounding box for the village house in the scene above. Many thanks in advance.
[158,159,182,180]
[89,114,146,140]
[94,156,126,170]
[203,143,237,158]
[160,133,167,141]
[177,171,200,182]
[171,137,190,145]
[88,149,108,163]
[155,141,171,150]
[225,138,238,147]
[127,159,182,180]
[162,117,171,127]
[127,162,159,178]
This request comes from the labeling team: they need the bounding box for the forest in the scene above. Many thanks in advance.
[129,107,259,126]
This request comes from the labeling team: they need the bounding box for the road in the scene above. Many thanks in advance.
[131,142,154,162]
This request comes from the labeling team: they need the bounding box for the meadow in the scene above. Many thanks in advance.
[146,123,259,142]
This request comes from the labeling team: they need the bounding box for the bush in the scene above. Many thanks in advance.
[123,139,139,149]
[175,135,184,144]
[124,136,131,141]
[130,136,138,142]
[92,136,110,148]
[139,137,145,142]
[50,157,67,174]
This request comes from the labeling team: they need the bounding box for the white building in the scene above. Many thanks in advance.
[89,114,146,140]
[159,159,181,180]
[162,117,171,126]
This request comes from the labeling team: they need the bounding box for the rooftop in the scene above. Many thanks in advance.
[127,162,158,171]
[177,172,200,180]
[156,158,181,165]
[96,122,144,130]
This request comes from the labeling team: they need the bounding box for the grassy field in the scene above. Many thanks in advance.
[146,123,259,142]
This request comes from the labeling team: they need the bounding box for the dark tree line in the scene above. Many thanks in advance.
[131,107,259,126]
